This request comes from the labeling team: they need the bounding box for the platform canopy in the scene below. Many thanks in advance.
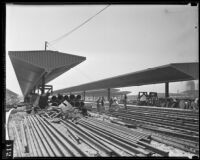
[54,62,199,93]
[9,50,86,97]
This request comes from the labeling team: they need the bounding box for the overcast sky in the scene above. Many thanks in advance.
[6,4,198,96]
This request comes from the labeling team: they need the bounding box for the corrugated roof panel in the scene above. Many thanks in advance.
[9,50,86,72]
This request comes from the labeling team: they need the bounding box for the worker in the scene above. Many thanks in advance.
[171,98,177,108]
[76,95,81,101]
[75,95,82,109]
[80,101,88,116]
[112,97,119,111]
[124,94,127,110]
[97,97,101,113]
[193,98,199,110]
[195,98,199,109]
[185,100,189,109]
[109,97,113,107]
[108,97,113,112]
[165,98,170,108]
[50,95,58,106]
[69,94,76,107]
[179,99,186,109]
[190,100,195,110]
[57,94,64,105]
[64,95,70,103]
[101,97,105,112]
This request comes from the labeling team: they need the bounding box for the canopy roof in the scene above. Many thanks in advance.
[9,50,86,97]
[54,62,199,93]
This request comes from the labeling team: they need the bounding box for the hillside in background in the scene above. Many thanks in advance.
[181,90,199,98]
[6,88,21,105]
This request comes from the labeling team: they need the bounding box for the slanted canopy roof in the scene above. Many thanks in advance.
[54,62,199,93]
[9,50,86,97]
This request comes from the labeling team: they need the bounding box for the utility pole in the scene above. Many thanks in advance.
[41,41,48,94]
[45,41,48,51]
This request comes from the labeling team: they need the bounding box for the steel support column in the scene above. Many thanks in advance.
[83,91,86,101]
[108,88,111,101]
[165,82,169,98]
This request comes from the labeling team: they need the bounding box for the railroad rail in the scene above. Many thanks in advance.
[99,105,199,154]
[8,113,171,157]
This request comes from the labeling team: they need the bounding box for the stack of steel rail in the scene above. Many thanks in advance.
[104,105,199,154]
[76,117,169,157]
[9,114,169,157]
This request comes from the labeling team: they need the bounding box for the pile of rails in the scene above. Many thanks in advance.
[8,113,169,157]
[105,105,199,154]
[76,118,169,156]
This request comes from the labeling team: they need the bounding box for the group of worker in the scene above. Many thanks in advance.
[96,94,127,113]
[172,98,199,110]
[157,97,199,110]
[139,94,199,110]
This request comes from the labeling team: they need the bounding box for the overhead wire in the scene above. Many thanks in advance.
[46,5,109,82]
[48,4,110,47]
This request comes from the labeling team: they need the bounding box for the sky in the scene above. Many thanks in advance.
[6,4,199,96]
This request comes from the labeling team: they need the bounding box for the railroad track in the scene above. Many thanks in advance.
[98,105,199,154]
[108,111,199,132]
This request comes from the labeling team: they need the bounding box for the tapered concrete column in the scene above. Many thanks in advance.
[165,82,169,98]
